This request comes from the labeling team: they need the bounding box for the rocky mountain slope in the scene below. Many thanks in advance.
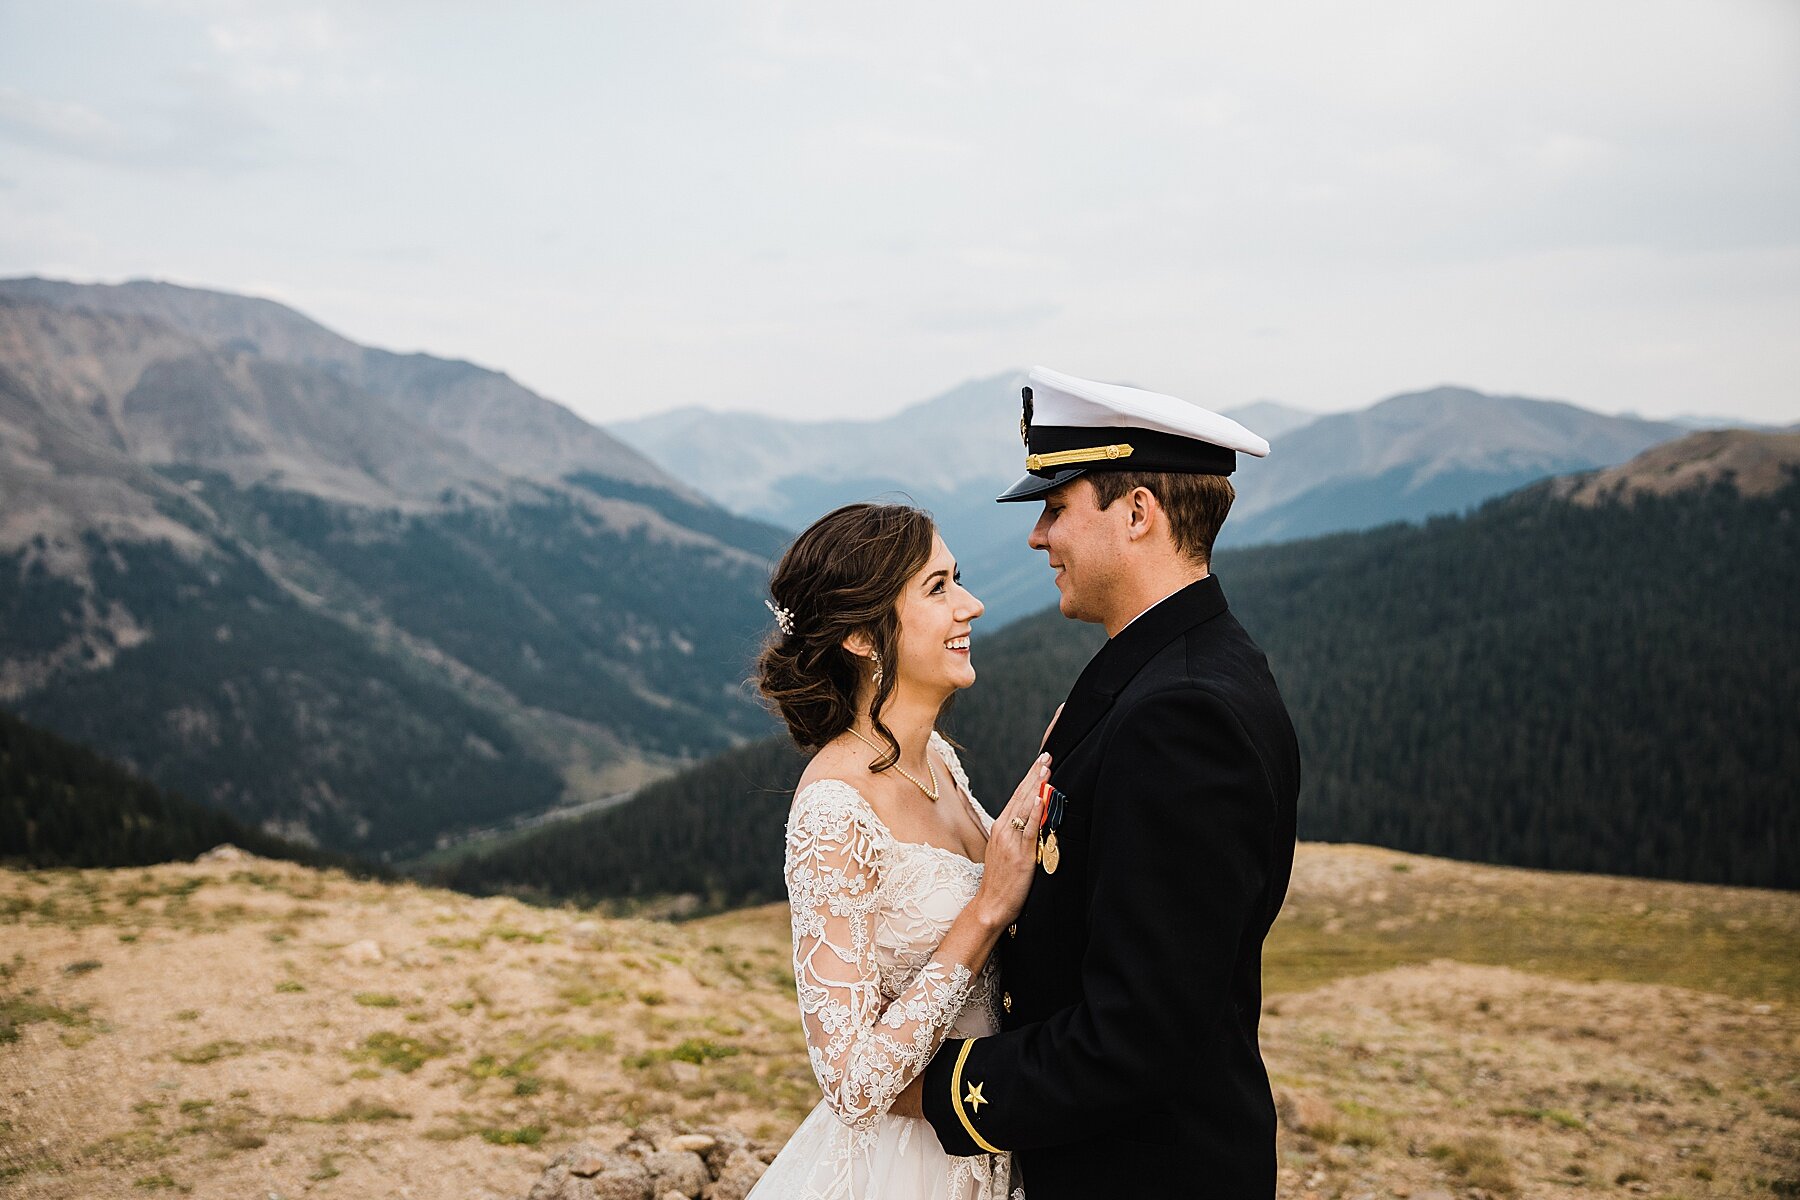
[0,279,785,858]
[2,845,1793,1198]
[0,278,671,496]
[1549,427,1800,505]
[1220,385,1687,546]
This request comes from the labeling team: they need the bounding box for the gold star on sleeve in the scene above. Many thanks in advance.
[950,1039,1003,1153]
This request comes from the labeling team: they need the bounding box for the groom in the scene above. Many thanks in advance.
[898,366,1301,1196]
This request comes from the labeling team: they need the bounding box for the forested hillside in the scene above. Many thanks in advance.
[441,437,1798,905]
[4,525,565,855]
[0,709,369,872]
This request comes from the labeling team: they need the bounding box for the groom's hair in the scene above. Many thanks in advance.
[1088,471,1235,566]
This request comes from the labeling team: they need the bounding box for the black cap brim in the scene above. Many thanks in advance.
[995,468,1088,502]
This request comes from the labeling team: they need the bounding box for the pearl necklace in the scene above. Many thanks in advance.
[846,726,941,802]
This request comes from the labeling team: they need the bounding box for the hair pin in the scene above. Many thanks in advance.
[765,598,796,636]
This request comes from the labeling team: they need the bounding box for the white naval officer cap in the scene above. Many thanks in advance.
[996,366,1272,502]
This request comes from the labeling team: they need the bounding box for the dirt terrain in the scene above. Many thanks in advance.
[2,844,1795,1198]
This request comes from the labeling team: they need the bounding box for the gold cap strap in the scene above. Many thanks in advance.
[1024,443,1134,472]
[949,1038,1003,1154]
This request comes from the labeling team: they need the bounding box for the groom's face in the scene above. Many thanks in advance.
[1027,477,1128,625]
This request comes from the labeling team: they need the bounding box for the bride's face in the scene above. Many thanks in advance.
[892,533,984,697]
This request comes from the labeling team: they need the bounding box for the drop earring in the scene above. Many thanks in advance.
[870,650,883,689]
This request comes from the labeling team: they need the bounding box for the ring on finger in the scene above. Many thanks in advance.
[1009,816,1029,833]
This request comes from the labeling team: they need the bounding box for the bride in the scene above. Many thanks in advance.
[747,502,1048,1200]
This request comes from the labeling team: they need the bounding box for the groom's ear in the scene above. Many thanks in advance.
[1123,485,1163,543]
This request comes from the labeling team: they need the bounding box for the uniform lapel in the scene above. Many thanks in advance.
[1043,575,1230,763]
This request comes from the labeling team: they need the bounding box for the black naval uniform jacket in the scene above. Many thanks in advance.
[921,575,1300,1198]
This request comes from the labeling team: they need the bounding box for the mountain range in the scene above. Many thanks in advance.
[442,429,1800,904]
[612,372,1057,622]
[613,380,1690,625]
[3,274,1783,875]
[0,278,785,857]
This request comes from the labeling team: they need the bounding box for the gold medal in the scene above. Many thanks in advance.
[1041,830,1060,874]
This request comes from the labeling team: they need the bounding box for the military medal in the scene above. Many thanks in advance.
[1036,780,1066,875]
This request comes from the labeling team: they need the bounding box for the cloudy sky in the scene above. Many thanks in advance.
[3,1,1797,425]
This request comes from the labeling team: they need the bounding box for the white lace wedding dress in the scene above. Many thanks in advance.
[747,733,1019,1200]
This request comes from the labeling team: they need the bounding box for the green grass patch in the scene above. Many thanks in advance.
[353,992,402,1008]
[0,896,37,922]
[121,877,208,907]
[1496,1104,1584,1129]
[0,992,89,1044]
[171,1040,247,1065]
[480,1124,547,1145]
[627,1037,743,1069]
[80,1127,174,1166]
[349,1031,455,1074]
[484,924,550,944]
[558,982,625,1007]
[1431,1134,1516,1195]
[165,1096,271,1154]
[321,1097,410,1123]
[463,1027,611,1094]
[274,980,305,993]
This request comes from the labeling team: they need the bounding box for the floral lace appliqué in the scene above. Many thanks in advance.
[759,732,1014,1199]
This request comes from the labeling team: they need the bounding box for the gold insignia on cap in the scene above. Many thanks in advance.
[1025,443,1135,472]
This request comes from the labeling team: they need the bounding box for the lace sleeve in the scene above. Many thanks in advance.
[785,781,976,1130]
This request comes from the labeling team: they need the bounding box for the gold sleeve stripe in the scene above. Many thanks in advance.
[949,1039,1003,1154]
[1024,443,1134,472]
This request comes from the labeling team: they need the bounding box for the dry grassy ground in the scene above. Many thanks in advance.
[1,844,1795,1199]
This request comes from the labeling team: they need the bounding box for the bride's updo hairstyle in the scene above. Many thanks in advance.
[756,502,936,771]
